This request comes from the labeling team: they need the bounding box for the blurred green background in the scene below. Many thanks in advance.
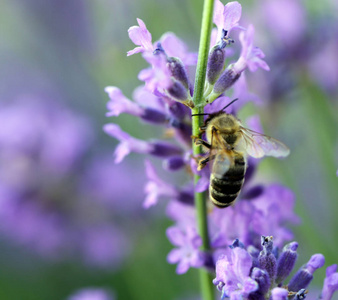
[0,0,337,299]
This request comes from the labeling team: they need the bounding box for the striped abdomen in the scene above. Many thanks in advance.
[209,152,246,208]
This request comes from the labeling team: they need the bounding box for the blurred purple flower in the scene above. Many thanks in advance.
[67,288,114,300]
[0,98,135,268]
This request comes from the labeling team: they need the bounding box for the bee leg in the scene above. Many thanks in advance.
[199,126,207,132]
[194,139,211,149]
[198,154,216,170]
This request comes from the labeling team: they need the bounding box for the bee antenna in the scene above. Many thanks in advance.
[191,113,209,117]
[220,98,239,111]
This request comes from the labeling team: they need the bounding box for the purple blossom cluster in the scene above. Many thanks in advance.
[0,97,140,268]
[104,0,300,276]
[213,236,338,300]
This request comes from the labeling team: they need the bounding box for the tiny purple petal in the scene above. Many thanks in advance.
[234,24,270,74]
[138,52,172,92]
[127,18,153,56]
[271,287,289,300]
[306,253,325,274]
[160,32,197,66]
[223,1,242,33]
[105,86,143,117]
[321,265,338,300]
[143,160,178,208]
[103,124,151,163]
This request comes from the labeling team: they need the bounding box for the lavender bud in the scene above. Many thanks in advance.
[150,142,182,157]
[213,67,240,94]
[251,268,271,295]
[141,108,167,124]
[207,45,226,85]
[259,236,277,281]
[168,80,188,101]
[168,57,189,89]
[176,189,194,205]
[276,242,298,284]
[162,156,185,171]
[288,254,325,292]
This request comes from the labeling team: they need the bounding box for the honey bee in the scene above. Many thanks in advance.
[194,99,290,208]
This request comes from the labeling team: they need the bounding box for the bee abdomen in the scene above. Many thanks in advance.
[209,156,246,208]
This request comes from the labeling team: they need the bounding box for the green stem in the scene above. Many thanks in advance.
[193,0,214,108]
[191,0,215,299]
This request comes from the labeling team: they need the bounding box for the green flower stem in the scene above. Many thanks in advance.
[193,0,214,108]
[191,0,215,299]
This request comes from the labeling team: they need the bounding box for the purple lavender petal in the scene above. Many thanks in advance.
[103,124,151,163]
[127,18,153,56]
[138,52,172,92]
[321,265,338,300]
[105,86,143,117]
[271,287,288,300]
[166,225,204,274]
[144,160,178,208]
[233,25,270,74]
[222,1,242,33]
[160,32,197,66]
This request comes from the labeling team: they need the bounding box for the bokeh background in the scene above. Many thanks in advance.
[0,0,337,299]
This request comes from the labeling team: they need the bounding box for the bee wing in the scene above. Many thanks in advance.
[239,127,290,158]
[205,127,232,176]
[211,152,231,178]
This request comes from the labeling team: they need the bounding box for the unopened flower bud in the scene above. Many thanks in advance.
[207,45,226,85]
[213,66,240,94]
[141,108,167,123]
[167,57,189,89]
[288,254,325,292]
[163,156,185,171]
[168,80,188,101]
[150,141,182,157]
[259,236,277,281]
[251,268,270,295]
[276,241,298,284]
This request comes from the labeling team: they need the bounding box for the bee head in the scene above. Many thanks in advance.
[191,98,239,124]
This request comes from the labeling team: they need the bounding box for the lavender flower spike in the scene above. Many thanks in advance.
[127,18,153,56]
